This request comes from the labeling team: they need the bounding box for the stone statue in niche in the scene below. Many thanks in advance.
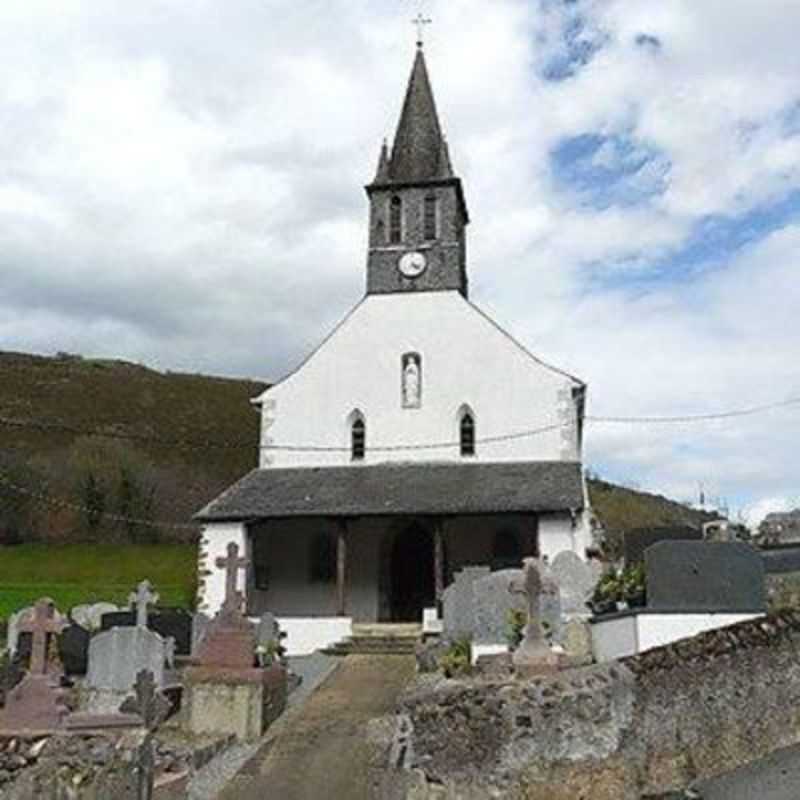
[402,353,421,408]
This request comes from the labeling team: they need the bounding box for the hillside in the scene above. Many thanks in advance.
[0,349,711,546]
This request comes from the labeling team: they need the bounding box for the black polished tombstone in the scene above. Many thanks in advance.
[58,623,90,675]
[100,607,193,655]
[645,541,766,613]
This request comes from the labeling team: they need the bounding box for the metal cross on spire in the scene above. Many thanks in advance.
[412,12,432,47]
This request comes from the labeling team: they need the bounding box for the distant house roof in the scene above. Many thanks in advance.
[195,461,585,522]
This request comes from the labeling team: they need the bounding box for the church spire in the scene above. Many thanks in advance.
[385,46,446,183]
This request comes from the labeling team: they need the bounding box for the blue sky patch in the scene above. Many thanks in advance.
[550,132,671,209]
[539,1,608,82]
[585,188,800,292]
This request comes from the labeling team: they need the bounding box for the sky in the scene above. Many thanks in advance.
[0,0,798,523]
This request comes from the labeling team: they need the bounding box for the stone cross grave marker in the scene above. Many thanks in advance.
[20,598,67,676]
[217,541,248,617]
[129,581,159,628]
[509,558,560,672]
[119,669,171,731]
[0,598,69,731]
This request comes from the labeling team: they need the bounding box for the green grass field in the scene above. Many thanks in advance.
[0,543,197,620]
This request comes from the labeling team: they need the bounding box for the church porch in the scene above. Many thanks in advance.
[199,512,580,655]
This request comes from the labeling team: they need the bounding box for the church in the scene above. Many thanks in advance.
[196,42,593,655]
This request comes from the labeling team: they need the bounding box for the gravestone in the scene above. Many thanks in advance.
[539,562,563,638]
[185,542,287,741]
[509,559,561,676]
[0,598,69,731]
[86,581,171,713]
[86,627,169,713]
[256,613,280,648]
[442,567,490,640]
[6,606,33,656]
[624,526,702,567]
[550,550,598,616]
[58,623,90,676]
[103,609,192,656]
[70,602,119,632]
[646,541,766,612]
[191,612,211,655]
[559,618,593,665]
[119,669,171,731]
[472,570,526,647]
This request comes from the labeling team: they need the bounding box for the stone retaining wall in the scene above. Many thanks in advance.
[399,611,800,799]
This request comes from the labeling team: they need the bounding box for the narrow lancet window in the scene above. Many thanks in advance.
[351,416,366,461]
[424,194,437,240]
[389,196,403,244]
[460,410,475,456]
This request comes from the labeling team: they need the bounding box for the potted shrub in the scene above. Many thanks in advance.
[621,564,646,608]
[589,571,621,616]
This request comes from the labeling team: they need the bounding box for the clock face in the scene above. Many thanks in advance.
[398,251,427,279]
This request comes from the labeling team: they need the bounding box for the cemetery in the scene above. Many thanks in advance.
[0,543,290,799]
[2,530,790,798]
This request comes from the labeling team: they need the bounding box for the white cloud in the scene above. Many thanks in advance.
[0,0,798,515]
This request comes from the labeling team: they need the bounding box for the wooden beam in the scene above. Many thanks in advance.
[434,519,445,607]
[336,520,348,617]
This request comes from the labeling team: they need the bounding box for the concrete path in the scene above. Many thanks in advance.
[217,654,416,800]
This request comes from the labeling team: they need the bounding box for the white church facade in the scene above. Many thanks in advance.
[196,44,593,655]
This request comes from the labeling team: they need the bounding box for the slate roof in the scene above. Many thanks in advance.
[195,461,585,522]
[386,46,448,183]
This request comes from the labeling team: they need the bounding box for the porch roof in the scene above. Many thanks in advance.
[194,461,584,522]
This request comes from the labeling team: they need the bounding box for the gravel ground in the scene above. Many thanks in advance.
[187,654,340,800]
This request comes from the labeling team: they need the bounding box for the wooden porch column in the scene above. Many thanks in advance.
[434,518,445,608]
[336,519,348,617]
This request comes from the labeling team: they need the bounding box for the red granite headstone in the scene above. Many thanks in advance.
[0,598,69,732]
[193,542,255,669]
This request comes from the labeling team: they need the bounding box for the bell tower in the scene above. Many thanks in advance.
[365,44,469,297]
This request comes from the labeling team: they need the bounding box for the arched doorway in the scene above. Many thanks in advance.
[390,522,435,622]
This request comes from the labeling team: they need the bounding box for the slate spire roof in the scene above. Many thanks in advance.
[374,45,454,184]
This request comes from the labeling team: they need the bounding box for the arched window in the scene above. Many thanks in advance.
[424,194,437,240]
[493,530,521,569]
[309,532,336,582]
[389,196,403,244]
[459,409,475,457]
[351,416,366,461]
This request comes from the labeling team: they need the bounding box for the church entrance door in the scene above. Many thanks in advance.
[390,522,435,622]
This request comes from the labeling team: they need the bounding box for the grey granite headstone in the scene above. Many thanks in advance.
[550,551,598,616]
[646,541,766,612]
[191,612,211,655]
[472,569,526,646]
[86,626,168,714]
[256,612,280,648]
[442,567,490,640]
[539,562,563,638]
[624,526,702,567]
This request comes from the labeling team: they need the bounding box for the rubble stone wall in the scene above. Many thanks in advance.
[400,612,800,799]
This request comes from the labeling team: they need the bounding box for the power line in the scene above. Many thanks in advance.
[1,394,798,454]
[588,396,800,424]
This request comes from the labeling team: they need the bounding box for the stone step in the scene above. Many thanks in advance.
[351,625,422,638]
[322,634,420,656]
